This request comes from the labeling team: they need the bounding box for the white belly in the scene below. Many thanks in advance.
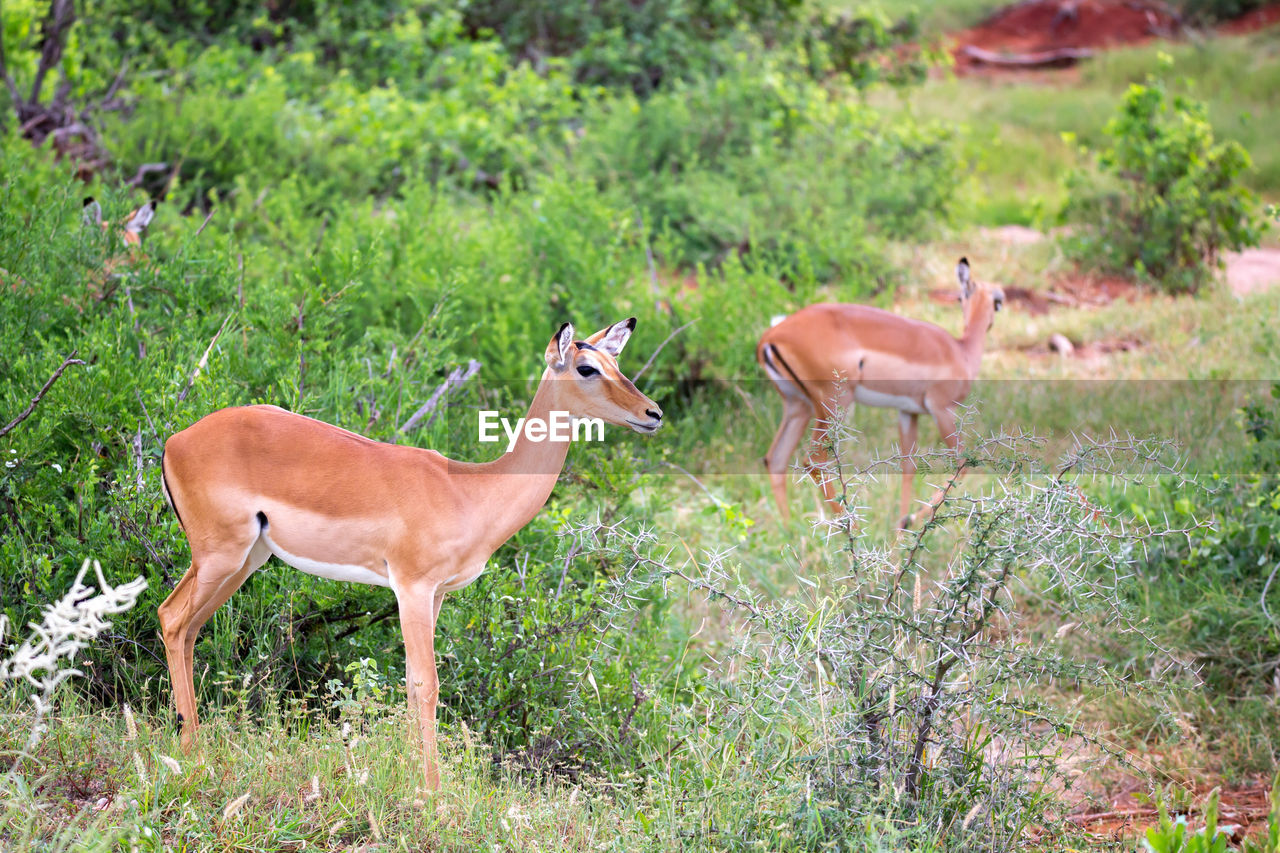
[853,385,927,414]
[261,531,390,587]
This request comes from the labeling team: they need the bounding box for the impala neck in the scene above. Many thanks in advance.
[957,296,996,377]
[461,370,571,553]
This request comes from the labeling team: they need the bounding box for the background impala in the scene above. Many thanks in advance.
[758,257,1003,528]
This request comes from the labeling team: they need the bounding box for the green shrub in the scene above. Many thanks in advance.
[0,139,687,767]
[1179,0,1266,24]
[1135,384,1280,698]
[1063,73,1265,293]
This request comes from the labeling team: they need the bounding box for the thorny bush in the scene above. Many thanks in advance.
[583,424,1201,850]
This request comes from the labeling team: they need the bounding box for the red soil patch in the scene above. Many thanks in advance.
[1049,270,1141,305]
[952,0,1182,73]
[1071,779,1275,844]
[1219,1,1280,34]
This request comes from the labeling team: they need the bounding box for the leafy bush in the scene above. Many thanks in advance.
[0,140,683,768]
[571,54,958,272]
[1138,384,1280,697]
[1064,72,1265,293]
[459,0,926,93]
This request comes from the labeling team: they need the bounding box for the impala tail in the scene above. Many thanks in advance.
[757,339,806,402]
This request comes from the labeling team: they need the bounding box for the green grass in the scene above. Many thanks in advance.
[0,698,657,851]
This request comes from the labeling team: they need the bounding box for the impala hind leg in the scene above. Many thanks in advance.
[895,411,920,531]
[398,583,442,791]
[804,417,849,519]
[158,534,270,749]
[917,404,965,526]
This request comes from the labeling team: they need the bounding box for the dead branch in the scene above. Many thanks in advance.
[0,350,86,439]
[1,0,126,179]
[398,360,483,435]
[124,162,170,188]
[28,0,75,107]
[959,44,1095,68]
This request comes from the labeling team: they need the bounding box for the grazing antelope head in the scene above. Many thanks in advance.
[543,318,664,434]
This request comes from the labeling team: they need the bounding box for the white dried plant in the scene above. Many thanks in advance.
[1,558,147,777]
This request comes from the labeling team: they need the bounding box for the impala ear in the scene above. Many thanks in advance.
[956,257,974,299]
[82,197,102,228]
[585,317,636,357]
[545,322,575,370]
[124,199,158,235]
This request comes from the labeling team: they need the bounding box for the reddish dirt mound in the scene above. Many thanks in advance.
[953,0,1182,72]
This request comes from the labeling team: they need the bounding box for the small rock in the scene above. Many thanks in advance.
[1048,333,1075,357]
[1218,824,1245,844]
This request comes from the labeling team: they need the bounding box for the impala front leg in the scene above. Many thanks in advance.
[398,581,442,791]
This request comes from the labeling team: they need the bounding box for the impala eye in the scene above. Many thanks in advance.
[577,365,599,378]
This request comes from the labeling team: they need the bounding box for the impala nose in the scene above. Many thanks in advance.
[646,408,663,421]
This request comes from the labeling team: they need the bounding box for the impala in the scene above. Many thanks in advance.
[757,257,1003,528]
[83,196,157,247]
[158,319,663,790]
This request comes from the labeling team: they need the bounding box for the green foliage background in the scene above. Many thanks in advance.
[0,0,1277,847]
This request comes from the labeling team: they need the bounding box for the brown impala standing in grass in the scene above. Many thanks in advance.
[757,258,1003,528]
[158,319,663,790]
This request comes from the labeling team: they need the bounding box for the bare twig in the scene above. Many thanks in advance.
[192,207,216,238]
[0,350,86,439]
[633,320,696,382]
[176,313,233,402]
[312,213,329,255]
[295,298,306,406]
